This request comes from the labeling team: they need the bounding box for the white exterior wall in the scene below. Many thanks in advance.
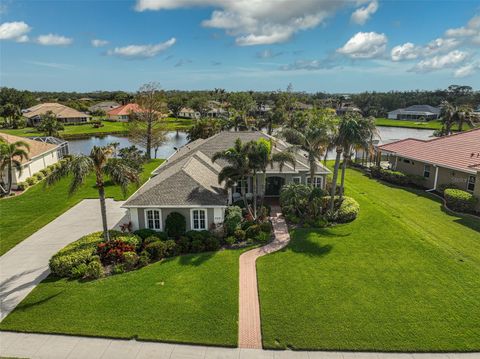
[13,150,59,185]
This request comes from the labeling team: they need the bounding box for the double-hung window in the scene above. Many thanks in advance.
[235,179,248,194]
[292,177,301,184]
[423,164,431,178]
[145,209,161,230]
[306,176,323,188]
[467,175,476,192]
[191,209,207,230]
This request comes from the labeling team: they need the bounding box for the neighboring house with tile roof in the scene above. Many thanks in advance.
[123,130,331,232]
[88,101,121,114]
[23,103,91,125]
[106,103,143,122]
[178,107,200,119]
[0,132,59,188]
[377,128,480,210]
[387,105,441,121]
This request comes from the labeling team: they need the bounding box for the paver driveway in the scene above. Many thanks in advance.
[0,199,127,321]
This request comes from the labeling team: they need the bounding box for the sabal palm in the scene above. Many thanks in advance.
[0,140,30,194]
[455,105,476,132]
[212,139,252,213]
[47,146,140,241]
[281,113,334,187]
[440,100,456,135]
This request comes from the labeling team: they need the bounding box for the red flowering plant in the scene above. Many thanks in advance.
[97,240,135,264]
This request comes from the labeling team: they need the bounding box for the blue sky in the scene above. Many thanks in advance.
[1,0,479,93]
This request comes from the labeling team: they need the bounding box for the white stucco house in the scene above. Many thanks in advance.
[0,133,59,188]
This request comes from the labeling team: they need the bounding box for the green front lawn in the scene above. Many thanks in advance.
[0,249,240,346]
[257,167,480,351]
[375,117,477,131]
[1,117,194,139]
[0,160,162,256]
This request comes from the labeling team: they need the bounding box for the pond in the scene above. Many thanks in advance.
[66,126,435,159]
[67,131,188,158]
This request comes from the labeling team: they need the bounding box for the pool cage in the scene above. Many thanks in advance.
[29,136,69,159]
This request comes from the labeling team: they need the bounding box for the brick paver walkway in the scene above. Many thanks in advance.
[238,207,291,349]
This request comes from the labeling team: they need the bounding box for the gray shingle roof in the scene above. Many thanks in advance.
[124,131,330,207]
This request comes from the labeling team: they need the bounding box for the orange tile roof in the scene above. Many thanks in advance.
[107,103,142,116]
[378,128,480,174]
[0,132,58,164]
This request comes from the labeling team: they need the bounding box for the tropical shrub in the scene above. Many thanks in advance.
[164,239,178,257]
[186,230,211,242]
[280,184,311,217]
[97,240,135,264]
[241,220,255,231]
[259,221,272,234]
[245,224,261,239]
[49,231,105,277]
[145,240,167,260]
[138,251,151,267]
[16,182,28,191]
[225,236,235,246]
[234,229,246,242]
[26,177,37,186]
[176,236,191,253]
[85,259,104,279]
[444,189,477,213]
[255,231,270,243]
[324,196,360,223]
[70,263,88,279]
[134,228,158,240]
[165,212,186,238]
[224,206,242,235]
[123,251,139,270]
[370,167,424,187]
[112,264,125,275]
[205,237,220,251]
[437,183,460,195]
[190,239,205,253]
[34,172,45,181]
[114,233,141,250]
[143,235,161,246]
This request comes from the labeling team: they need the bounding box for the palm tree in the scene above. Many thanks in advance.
[46,146,140,241]
[0,139,30,195]
[455,105,476,132]
[329,114,377,212]
[212,139,253,215]
[37,111,64,137]
[439,100,456,135]
[109,142,120,158]
[281,110,335,187]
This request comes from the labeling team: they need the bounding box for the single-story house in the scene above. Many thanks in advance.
[23,103,91,125]
[178,107,200,119]
[0,132,59,188]
[377,128,480,211]
[88,101,121,114]
[387,105,440,121]
[123,131,331,232]
[106,103,142,122]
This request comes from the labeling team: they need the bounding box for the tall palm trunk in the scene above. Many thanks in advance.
[339,151,349,200]
[252,171,258,220]
[309,154,316,188]
[240,176,253,218]
[6,161,13,194]
[96,177,110,242]
[329,147,343,212]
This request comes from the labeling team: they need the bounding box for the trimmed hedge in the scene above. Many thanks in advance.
[444,189,477,213]
[370,167,424,187]
[165,212,187,238]
[322,196,360,223]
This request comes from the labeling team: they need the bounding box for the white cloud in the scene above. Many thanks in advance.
[135,0,348,46]
[0,21,31,42]
[351,0,378,25]
[107,38,176,58]
[91,39,109,47]
[391,42,420,61]
[423,37,459,55]
[36,33,73,46]
[24,60,74,70]
[453,62,479,78]
[445,15,480,46]
[411,50,468,73]
[337,32,387,59]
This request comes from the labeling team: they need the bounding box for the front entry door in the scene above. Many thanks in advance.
[265,176,285,196]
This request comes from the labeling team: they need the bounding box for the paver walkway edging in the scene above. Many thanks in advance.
[0,199,127,322]
[238,207,291,349]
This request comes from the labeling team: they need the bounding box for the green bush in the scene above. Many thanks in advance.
[114,233,141,250]
[176,236,191,253]
[241,220,255,231]
[123,251,138,270]
[370,167,424,187]
[143,235,160,246]
[165,212,186,238]
[40,168,52,176]
[323,196,360,223]
[145,240,167,260]
[205,237,220,251]
[49,232,104,277]
[225,236,235,246]
[255,231,270,243]
[164,239,178,257]
[34,172,45,180]
[224,206,242,235]
[234,229,246,242]
[26,177,37,186]
[437,183,460,195]
[112,264,125,275]
[16,182,28,191]
[85,259,104,279]
[444,189,477,213]
[186,230,211,242]
[138,251,151,267]
[245,224,261,239]
[133,229,158,240]
[190,239,205,253]
[70,263,88,279]
[280,184,311,217]
[259,221,272,233]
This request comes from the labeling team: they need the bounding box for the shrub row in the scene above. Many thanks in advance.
[370,167,424,187]
[17,158,70,191]
[444,188,478,213]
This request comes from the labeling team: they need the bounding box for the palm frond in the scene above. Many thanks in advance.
[104,158,140,197]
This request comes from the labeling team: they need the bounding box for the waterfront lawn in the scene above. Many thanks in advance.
[0,160,162,256]
[0,117,194,138]
[0,249,240,346]
[375,117,476,131]
[257,167,480,351]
